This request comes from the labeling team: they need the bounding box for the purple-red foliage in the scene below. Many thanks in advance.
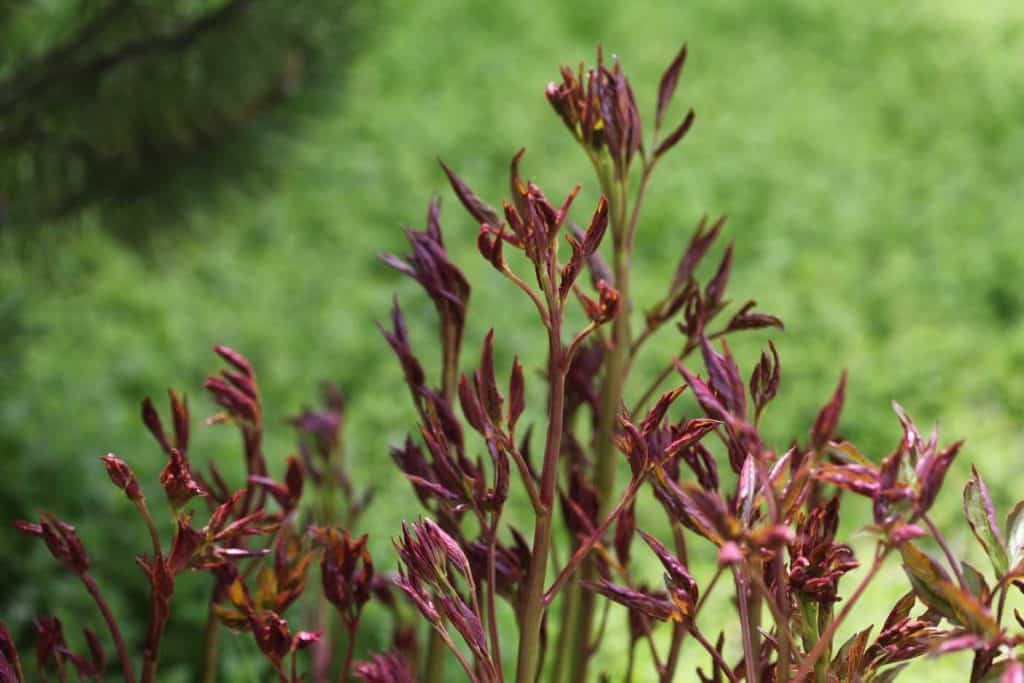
[4,43,1020,683]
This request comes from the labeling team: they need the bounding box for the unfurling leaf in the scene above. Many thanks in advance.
[508,356,525,431]
[964,465,1009,576]
[654,108,695,159]
[656,44,687,130]
[1006,499,1024,572]
[439,159,500,226]
[811,370,847,451]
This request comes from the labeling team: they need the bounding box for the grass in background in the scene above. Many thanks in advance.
[2,0,1023,679]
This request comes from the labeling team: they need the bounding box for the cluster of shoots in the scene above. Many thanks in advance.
[5,43,1024,683]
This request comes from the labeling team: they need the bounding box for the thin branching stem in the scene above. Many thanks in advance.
[338,620,358,683]
[485,512,504,682]
[543,478,642,605]
[733,567,759,683]
[924,514,968,590]
[81,572,137,683]
[690,623,738,683]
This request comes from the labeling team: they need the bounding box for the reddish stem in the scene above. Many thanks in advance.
[338,620,358,683]
[924,514,968,590]
[732,567,759,683]
[81,572,137,683]
[690,623,738,683]
[485,513,504,682]
[542,477,641,605]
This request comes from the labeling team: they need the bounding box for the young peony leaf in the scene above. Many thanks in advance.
[439,159,500,226]
[964,466,1008,576]
[960,562,991,604]
[655,44,687,130]
[1006,499,1024,572]
[901,544,997,636]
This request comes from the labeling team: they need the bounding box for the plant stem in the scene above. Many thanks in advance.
[560,166,632,683]
[81,572,137,683]
[200,590,220,683]
[134,497,169,683]
[745,563,791,681]
[733,568,759,683]
[486,513,504,682]
[690,623,738,683]
[551,571,581,683]
[425,326,463,683]
[629,330,728,416]
[792,544,891,681]
[661,524,689,682]
[430,623,481,683]
[509,443,543,514]
[134,498,162,559]
[593,209,631,513]
[423,599,448,682]
[924,514,968,590]
[516,311,566,683]
[543,478,641,604]
[141,603,169,683]
[338,621,358,683]
[998,577,1011,625]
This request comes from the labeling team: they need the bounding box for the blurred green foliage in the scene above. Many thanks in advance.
[2,0,1024,679]
[0,0,347,218]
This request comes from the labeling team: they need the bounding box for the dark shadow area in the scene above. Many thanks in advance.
[0,0,370,244]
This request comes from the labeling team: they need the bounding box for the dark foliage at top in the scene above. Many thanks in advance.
[0,0,347,220]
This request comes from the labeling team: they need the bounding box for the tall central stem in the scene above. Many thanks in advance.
[593,236,631,506]
[563,172,631,683]
[516,312,566,683]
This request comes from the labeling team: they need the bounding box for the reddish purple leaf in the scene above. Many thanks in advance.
[656,44,687,130]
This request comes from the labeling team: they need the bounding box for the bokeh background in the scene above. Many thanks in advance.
[2,0,1024,680]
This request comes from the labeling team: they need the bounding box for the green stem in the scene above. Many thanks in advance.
[565,166,632,683]
[550,572,580,683]
[543,478,642,604]
[485,513,504,682]
[733,567,759,683]
[423,636,447,683]
[200,591,220,683]
[515,312,566,683]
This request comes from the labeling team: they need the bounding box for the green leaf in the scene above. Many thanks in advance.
[963,466,1008,576]
[1006,500,1024,571]
[828,440,873,467]
[901,543,997,636]
[960,561,991,604]
[901,544,955,620]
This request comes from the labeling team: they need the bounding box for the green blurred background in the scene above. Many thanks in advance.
[2,0,1023,679]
